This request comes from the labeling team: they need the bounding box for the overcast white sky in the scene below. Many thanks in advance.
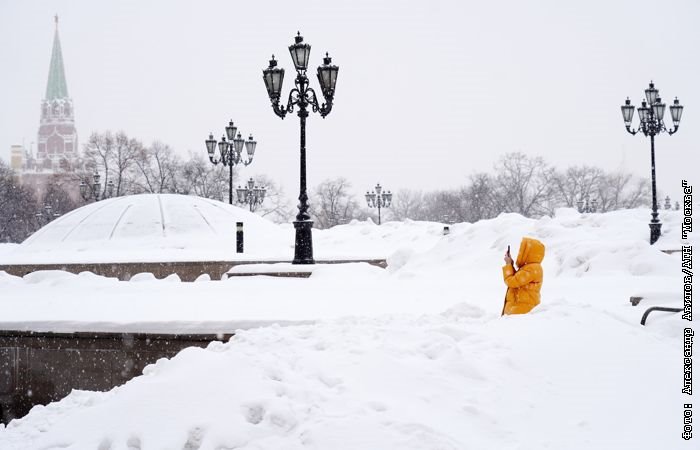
[1,0,698,202]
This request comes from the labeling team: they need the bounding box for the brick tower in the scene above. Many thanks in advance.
[36,15,78,172]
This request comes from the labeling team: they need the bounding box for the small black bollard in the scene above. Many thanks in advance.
[236,222,244,253]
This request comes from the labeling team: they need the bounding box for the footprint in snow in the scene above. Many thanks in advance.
[126,436,141,450]
[318,373,343,388]
[183,427,205,449]
[367,400,388,412]
[242,404,265,425]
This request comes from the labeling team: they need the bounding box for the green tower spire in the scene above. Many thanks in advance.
[45,15,69,100]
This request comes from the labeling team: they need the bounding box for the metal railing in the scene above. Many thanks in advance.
[640,306,683,325]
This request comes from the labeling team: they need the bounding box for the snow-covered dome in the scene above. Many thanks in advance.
[4,194,290,263]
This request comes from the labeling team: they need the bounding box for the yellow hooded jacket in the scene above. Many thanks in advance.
[502,237,545,315]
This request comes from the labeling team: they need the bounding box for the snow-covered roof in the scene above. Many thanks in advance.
[4,194,290,264]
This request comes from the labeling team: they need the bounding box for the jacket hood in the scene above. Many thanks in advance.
[515,237,545,267]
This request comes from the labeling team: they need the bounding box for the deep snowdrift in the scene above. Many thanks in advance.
[0,208,693,449]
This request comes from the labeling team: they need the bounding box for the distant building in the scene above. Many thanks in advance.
[9,145,25,171]
[11,16,81,202]
[9,145,25,184]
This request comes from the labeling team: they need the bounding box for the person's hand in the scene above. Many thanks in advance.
[504,250,513,265]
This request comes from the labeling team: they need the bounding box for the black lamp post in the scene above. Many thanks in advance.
[262,32,339,264]
[236,177,266,212]
[365,183,392,225]
[80,171,114,202]
[663,196,671,210]
[205,120,257,204]
[576,195,597,214]
[35,203,60,225]
[621,81,684,244]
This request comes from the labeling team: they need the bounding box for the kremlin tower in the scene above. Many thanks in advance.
[36,15,79,172]
[9,16,80,202]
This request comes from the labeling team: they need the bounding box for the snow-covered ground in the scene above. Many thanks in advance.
[0,207,694,449]
[0,244,18,261]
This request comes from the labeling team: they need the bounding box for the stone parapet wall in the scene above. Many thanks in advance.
[0,331,233,423]
[0,259,388,282]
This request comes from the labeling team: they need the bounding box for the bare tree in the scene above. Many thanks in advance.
[179,152,230,201]
[77,131,655,222]
[617,177,652,209]
[82,131,114,196]
[0,161,40,242]
[42,174,78,216]
[551,165,605,208]
[420,190,466,223]
[596,171,651,212]
[311,177,362,229]
[493,152,556,217]
[387,176,498,223]
[111,132,141,196]
[133,141,181,194]
[462,172,499,222]
[81,131,142,197]
[389,189,425,221]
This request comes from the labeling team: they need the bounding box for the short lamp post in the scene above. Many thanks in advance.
[205,120,257,205]
[365,183,392,225]
[262,32,339,264]
[35,203,60,225]
[236,177,266,212]
[576,195,597,214]
[80,171,114,202]
[664,196,671,210]
[621,81,684,244]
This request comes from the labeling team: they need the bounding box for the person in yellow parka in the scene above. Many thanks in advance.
[501,237,545,315]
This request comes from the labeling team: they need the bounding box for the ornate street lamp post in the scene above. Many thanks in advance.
[35,203,60,225]
[621,81,684,244]
[262,32,339,264]
[79,171,114,202]
[365,183,392,225]
[663,196,671,210]
[205,120,257,204]
[576,195,597,214]
[236,177,266,212]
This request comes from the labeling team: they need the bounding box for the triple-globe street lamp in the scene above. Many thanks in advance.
[365,183,392,225]
[236,177,266,212]
[35,203,60,225]
[621,81,684,244]
[80,171,114,202]
[577,195,597,214]
[262,32,339,264]
[205,120,257,205]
